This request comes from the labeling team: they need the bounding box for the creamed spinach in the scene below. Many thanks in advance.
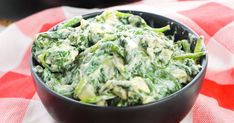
[32,10,205,106]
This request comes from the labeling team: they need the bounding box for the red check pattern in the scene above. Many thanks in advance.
[0,0,233,123]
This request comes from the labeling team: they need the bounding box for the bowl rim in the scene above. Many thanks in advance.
[30,10,208,110]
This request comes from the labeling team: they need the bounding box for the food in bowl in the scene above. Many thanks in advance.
[32,10,205,107]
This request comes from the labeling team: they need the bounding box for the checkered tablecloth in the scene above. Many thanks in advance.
[0,0,234,123]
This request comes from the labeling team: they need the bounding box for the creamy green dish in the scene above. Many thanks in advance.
[32,11,205,106]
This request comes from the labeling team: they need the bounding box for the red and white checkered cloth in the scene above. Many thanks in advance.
[0,0,234,123]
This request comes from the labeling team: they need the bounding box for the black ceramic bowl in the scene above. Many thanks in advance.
[30,10,208,123]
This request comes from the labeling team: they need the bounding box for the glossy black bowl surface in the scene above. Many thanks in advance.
[30,10,208,123]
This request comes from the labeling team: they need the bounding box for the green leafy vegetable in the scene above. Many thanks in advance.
[194,36,204,53]
[174,52,205,60]
[153,25,170,33]
[58,16,82,29]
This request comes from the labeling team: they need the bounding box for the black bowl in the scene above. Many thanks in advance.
[30,10,208,123]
